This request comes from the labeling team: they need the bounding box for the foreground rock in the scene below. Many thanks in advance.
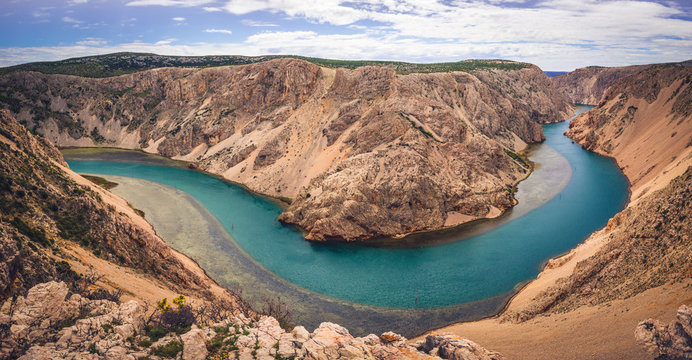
[635,305,692,359]
[1,281,503,360]
[0,58,572,241]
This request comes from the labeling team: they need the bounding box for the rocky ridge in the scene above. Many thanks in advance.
[0,109,236,303]
[0,58,572,241]
[2,281,504,360]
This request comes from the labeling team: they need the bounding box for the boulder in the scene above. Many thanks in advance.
[635,305,692,359]
[181,326,208,360]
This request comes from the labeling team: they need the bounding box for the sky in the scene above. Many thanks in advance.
[0,0,691,71]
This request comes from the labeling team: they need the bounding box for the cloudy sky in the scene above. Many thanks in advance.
[1,0,691,70]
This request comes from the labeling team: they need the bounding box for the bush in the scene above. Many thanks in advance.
[138,338,153,348]
[150,295,195,334]
[86,288,123,303]
[153,340,183,358]
[261,296,293,330]
[145,326,167,341]
[12,217,51,247]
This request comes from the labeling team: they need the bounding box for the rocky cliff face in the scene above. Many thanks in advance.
[1,281,504,360]
[0,109,235,304]
[502,63,692,323]
[566,63,692,197]
[0,58,572,241]
[551,65,647,105]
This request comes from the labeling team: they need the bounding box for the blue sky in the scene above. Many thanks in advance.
[1,0,691,70]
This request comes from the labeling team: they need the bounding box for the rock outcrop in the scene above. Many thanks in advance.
[2,281,504,360]
[0,58,572,241]
[551,64,647,105]
[635,305,692,359]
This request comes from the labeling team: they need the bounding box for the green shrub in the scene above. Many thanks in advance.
[138,339,153,348]
[145,325,168,341]
[12,217,51,247]
[153,340,183,358]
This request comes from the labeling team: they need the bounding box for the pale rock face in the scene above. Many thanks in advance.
[635,305,692,359]
[180,326,208,360]
[3,281,505,360]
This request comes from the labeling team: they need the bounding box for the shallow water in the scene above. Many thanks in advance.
[64,105,629,336]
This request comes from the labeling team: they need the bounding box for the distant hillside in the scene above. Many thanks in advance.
[0,52,531,78]
[551,64,649,105]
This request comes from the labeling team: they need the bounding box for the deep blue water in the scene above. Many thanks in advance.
[544,71,568,77]
[66,106,628,309]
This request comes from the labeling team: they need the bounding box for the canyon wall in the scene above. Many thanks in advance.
[506,61,692,330]
[551,65,647,105]
[0,58,572,242]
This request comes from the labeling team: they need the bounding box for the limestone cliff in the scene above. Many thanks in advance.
[551,64,647,105]
[0,58,572,241]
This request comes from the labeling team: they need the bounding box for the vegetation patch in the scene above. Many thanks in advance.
[89,128,106,144]
[82,175,118,190]
[153,340,183,358]
[504,149,531,168]
[12,217,52,247]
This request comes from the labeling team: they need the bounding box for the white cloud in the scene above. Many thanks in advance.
[204,29,233,35]
[172,17,186,21]
[61,16,83,24]
[203,7,222,12]
[76,37,107,46]
[1,29,689,71]
[32,7,54,18]
[154,38,177,45]
[126,0,214,6]
[68,0,89,4]
[241,19,278,27]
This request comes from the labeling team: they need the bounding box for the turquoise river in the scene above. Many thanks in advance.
[64,105,629,337]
